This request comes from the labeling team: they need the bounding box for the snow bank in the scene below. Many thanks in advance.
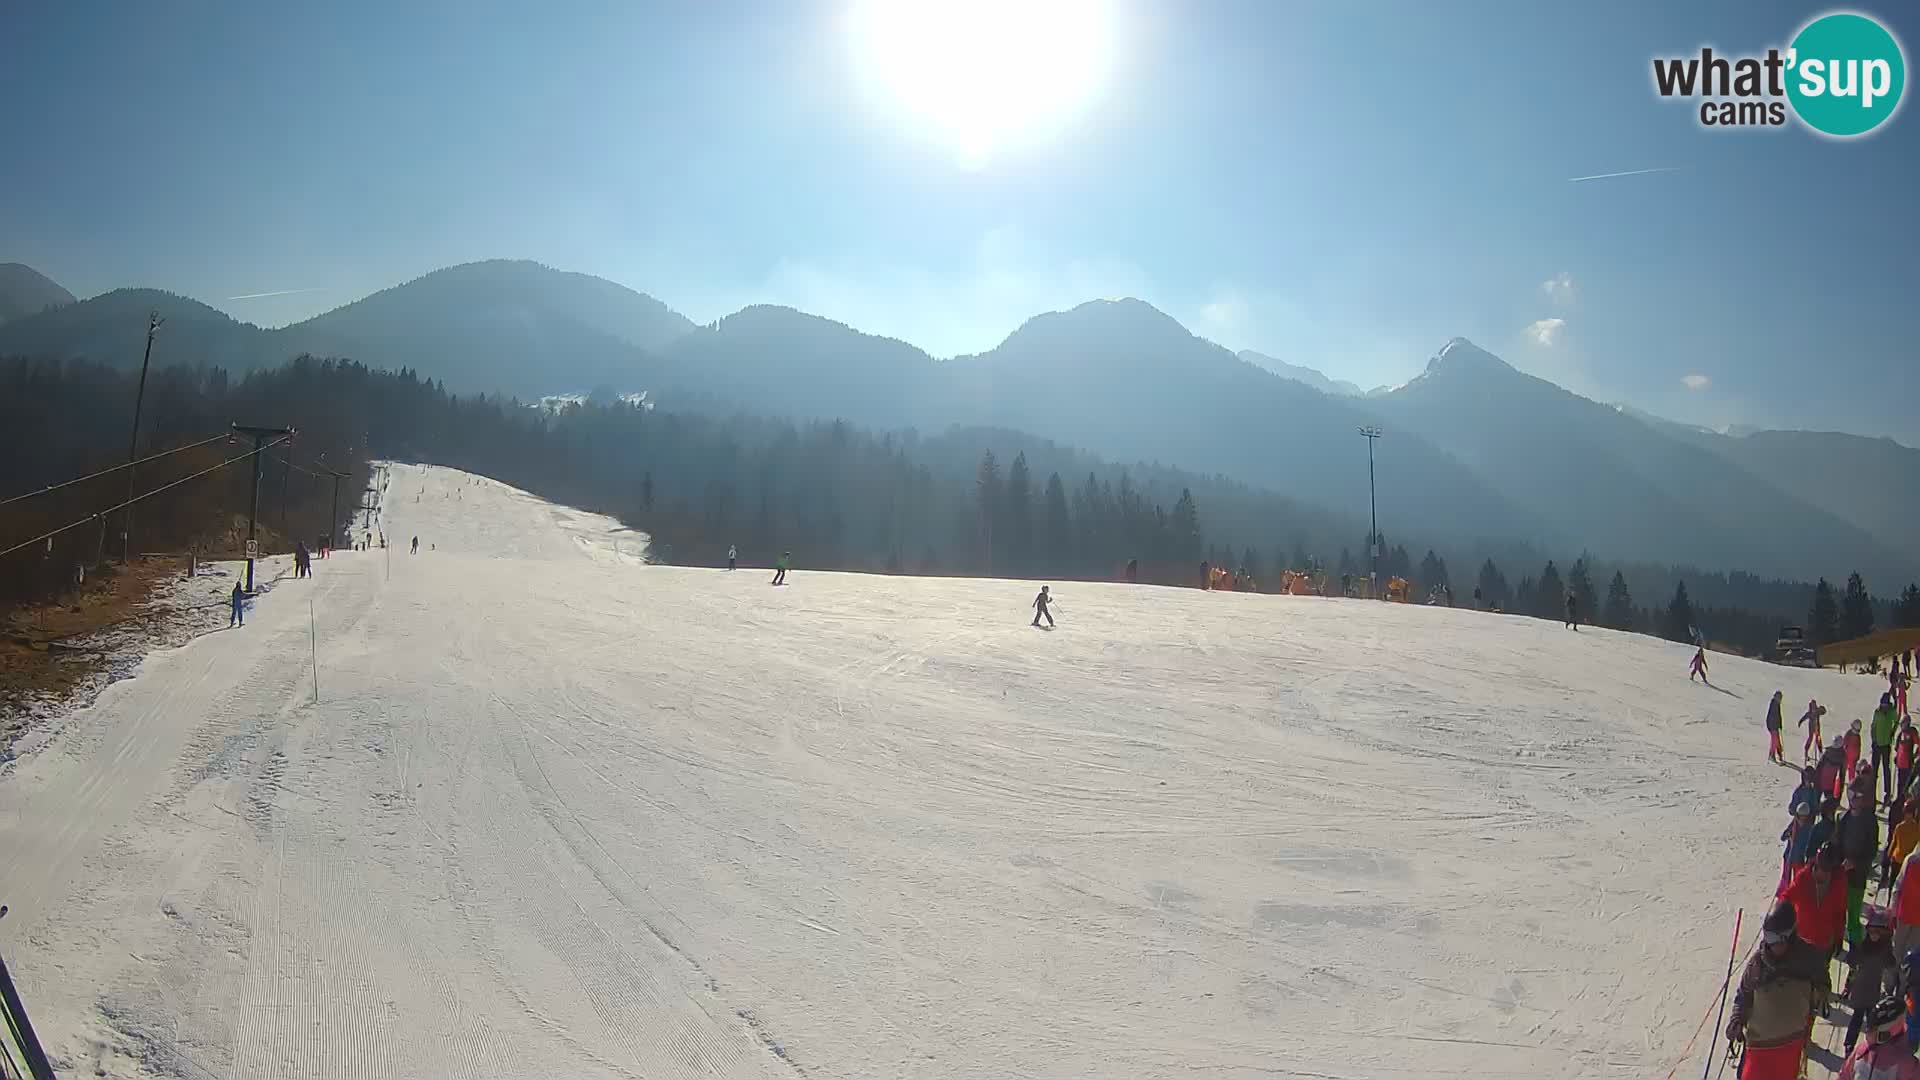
[0,464,1873,1079]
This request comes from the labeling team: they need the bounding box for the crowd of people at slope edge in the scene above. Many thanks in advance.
[1727,652,1918,1078]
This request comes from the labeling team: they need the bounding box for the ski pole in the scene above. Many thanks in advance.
[1704,908,1743,1080]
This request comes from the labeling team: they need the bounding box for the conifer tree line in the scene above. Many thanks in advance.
[4,354,1915,658]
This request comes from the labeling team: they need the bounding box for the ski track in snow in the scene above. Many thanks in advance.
[0,462,1878,1079]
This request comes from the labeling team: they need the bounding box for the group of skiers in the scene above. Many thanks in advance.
[1733,655,1918,1078]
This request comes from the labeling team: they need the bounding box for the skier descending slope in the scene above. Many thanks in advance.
[1690,646,1710,682]
[1565,592,1579,630]
[771,551,790,586]
[1726,902,1830,1080]
[1031,585,1055,629]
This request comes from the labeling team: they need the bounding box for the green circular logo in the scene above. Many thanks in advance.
[1787,12,1906,137]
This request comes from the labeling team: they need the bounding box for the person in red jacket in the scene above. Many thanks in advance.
[1783,844,1850,957]
[1847,720,1866,787]
[1898,718,1919,805]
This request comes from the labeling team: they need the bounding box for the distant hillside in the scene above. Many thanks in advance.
[1237,350,1364,397]
[0,263,76,324]
[1364,338,1909,583]
[0,288,269,369]
[0,260,694,397]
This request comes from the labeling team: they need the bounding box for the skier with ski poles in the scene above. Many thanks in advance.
[1031,585,1055,628]
[1804,699,1828,763]
[1900,718,1920,803]
[1690,646,1709,682]
[1843,908,1901,1055]
[1725,902,1831,1080]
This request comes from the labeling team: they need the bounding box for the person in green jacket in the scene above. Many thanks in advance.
[771,551,790,586]
[1876,694,1902,805]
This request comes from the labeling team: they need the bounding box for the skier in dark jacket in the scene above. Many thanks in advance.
[1766,690,1787,764]
[1565,593,1578,630]
[1845,907,1900,1053]
[1840,784,1884,945]
[1032,586,1055,628]
[229,581,245,627]
[1727,902,1831,1078]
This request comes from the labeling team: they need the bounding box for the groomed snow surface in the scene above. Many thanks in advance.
[0,463,1877,1079]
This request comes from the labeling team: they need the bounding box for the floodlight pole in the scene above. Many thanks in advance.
[1360,426,1382,596]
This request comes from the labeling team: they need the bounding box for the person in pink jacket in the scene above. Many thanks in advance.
[1836,995,1920,1079]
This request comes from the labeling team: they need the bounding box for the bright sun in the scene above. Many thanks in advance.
[848,0,1116,169]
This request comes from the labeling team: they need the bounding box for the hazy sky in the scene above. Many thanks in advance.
[3,1,1916,441]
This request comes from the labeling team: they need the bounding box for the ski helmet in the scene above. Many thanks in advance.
[1761,902,1797,943]
[1817,843,1844,869]
[1871,994,1908,1037]
[1867,904,1893,930]
[1792,799,1814,817]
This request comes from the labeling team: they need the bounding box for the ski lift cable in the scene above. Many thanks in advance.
[0,435,292,560]
[0,433,230,508]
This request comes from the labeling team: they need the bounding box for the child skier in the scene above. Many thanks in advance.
[727,544,737,571]
[771,552,790,586]
[1031,586,1055,628]
[1845,909,1900,1055]
[1689,646,1709,682]
[1804,699,1828,762]
[1835,994,1920,1078]
[1849,720,1866,788]
[1781,799,1818,892]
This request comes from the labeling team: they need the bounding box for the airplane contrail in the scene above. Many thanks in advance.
[1566,166,1682,183]
[225,287,326,300]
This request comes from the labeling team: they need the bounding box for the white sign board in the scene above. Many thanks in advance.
[245,539,258,560]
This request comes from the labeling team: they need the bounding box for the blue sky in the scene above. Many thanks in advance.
[3,1,1915,441]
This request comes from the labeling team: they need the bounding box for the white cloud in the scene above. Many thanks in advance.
[1542,271,1574,306]
[1682,373,1710,390]
[1524,318,1566,346]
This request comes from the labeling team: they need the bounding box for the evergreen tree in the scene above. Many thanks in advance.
[1241,546,1265,584]
[1515,576,1536,616]
[1665,581,1696,643]
[1290,541,1310,573]
[1809,578,1840,646]
[1894,584,1920,629]
[1476,558,1509,610]
[1840,571,1875,640]
[1337,547,1355,580]
[975,450,1002,573]
[1040,472,1071,577]
[1418,550,1450,596]
[1005,451,1033,574]
[1169,488,1202,564]
[1387,544,1412,582]
[1567,558,1598,624]
[641,471,654,512]
[1601,570,1634,630]
[1534,560,1564,619]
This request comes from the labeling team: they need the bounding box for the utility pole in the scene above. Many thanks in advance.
[323,467,348,554]
[119,311,163,564]
[233,424,294,593]
[1359,426,1382,598]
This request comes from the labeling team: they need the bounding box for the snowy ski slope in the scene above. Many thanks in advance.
[0,463,1878,1079]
